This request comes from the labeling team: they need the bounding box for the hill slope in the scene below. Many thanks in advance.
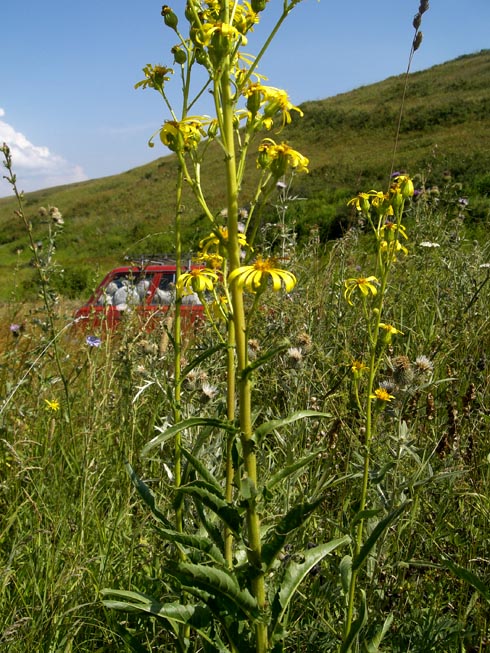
[1,49,489,299]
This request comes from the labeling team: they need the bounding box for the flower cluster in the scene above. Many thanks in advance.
[242,83,303,130]
[257,138,309,177]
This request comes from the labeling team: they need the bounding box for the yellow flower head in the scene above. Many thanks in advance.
[370,388,395,402]
[380,220,408,241]
[243,83,303,129]
[344,276,379,305]
[378,323,404,336]
[199,226,250,255]
[135,64,173,92]
[44,399,60,412]
[351,360,368,376]
[257,138,309,177]
[159,118,206,152]
[228,257,297,293]
[177,268,218,295]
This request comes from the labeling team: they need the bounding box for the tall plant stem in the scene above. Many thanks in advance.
[173,166,185,542]
[220,61,267,652]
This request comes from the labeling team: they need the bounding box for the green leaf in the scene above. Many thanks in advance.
[255,410,331,440]
[271,537,350,641]
[155,527,227,566]
[442,558,490,602]
[340,589,368,653]
[181,446,223,494]
[241,343,291,379]
[101,589,210,634]
[182,343,227,378]
[167,563,259,620]
[266,449,326,491]
[340,555,352,595]
[352,503,408,572]
[142,417,237,456]
[176,480,242,536]
[364,613,394,652]
[262,497,324,569]
[125,461,173,528]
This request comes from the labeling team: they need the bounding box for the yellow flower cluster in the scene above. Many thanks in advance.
[257,138,309,177]
[159,118,207,152]
[228,256,297,293]
[242,83,303,130]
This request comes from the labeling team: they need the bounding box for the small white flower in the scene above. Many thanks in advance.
[419,241,440,248]
[479,263,490,269]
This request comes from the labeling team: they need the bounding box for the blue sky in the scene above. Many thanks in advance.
[1,0,489,197]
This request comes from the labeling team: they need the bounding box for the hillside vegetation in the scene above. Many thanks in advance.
[1,50,489,300]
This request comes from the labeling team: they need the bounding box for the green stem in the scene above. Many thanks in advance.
[220,55,267,652]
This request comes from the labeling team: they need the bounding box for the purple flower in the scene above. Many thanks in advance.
[86,335,102,347]
[10,323,21,332]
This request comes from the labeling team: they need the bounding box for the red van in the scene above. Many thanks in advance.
[74,257,205,329]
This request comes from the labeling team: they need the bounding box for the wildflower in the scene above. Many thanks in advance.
[380,239,408,259]
[379,323,404,336]
[286,347,303,368]
[370,388,395,402]
[391,174,415,198]
[347,192,371,214]
[49,207,64,225]
[159,118,206,152]
[343,276,378,305]
[419,241,440,248]
[380,220,408,241]
[257,139,309,176]
[200,382,218,403]
[177,268,218,295]
[44,399,60,412]
[351,360,368,376]
[379,379,396,395]
[196,252,224,270]
[86,335,102,347]
[228,257,297,293]
[135,64,173,91]
[390,355,414,386]
[243,83,303,129]
[10,323,23,337]
[199,226,250,255]
[414,355,434,374]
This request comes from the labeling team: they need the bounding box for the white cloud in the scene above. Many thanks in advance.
[0,108,88,197]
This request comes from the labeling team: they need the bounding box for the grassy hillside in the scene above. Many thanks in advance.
[1,49,489,300]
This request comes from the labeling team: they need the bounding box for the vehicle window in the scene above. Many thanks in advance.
[96,272,154,307]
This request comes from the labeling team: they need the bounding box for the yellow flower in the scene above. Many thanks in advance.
[370,388,395,402]
[379,323,404,336]
[228,257,296,293]
[257,139,309,176]
[380,220,408,241]
[392,174,414,198]
[177,268,218,295]
[44,399,60,412]
[380,239,408,259]
[135,64,173,91]
[159,118,206,152]
[242,84,303,129]
[351,360,369,376]
[344,276,379,305]
[199,226,250,255]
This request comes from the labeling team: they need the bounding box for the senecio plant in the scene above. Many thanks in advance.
[102,2,426,653]
[103,2,347,652]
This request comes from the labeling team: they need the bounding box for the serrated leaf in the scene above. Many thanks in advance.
[176,480,242,535]
[142,417,237,456]
[352,503,409,572]
[155,527,227,566]
[125,461,173,528]
[262,497,324,569]
[167,563,259,620]
[181,446,223,494]
[255,410,331,440]
[271,537,350,639]
[102,589,223,648]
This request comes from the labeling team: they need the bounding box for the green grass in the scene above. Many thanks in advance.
[1,179,489,651]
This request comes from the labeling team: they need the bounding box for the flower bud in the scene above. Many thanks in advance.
[251,0,268,11]
[161,5,178,30]
[412,13,421,30]
[172,46,187,65]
